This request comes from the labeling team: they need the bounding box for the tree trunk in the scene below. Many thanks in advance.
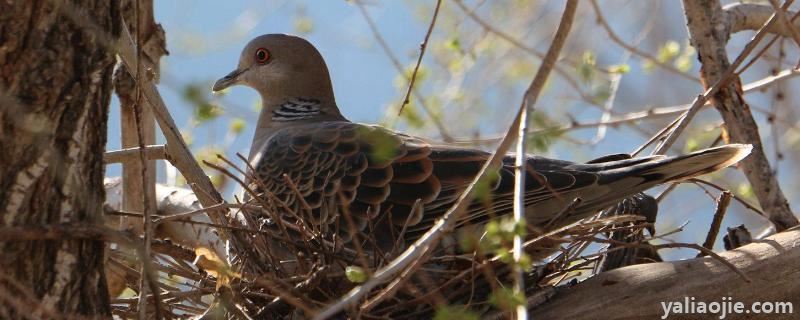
[0,1,119,317]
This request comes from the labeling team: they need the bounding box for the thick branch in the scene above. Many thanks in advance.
[725,3,800,36]
[114,23,243,252]
[532,229,800,319]
[682,0,798,230]
[104,177,226,257]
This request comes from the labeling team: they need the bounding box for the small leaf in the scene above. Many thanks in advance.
[737,183,753,199]
[517,253,533,271]
[182,82,224,123]
[685,138,699,153]
[346,266,368,283]
[195,102,223,122]
[657,40,680,63]
[445,37,461,52]
[577,51,597,83]
[194,247,241,290]
[229,118,246,135]
[473,169,500,203]
[608,64,630,74]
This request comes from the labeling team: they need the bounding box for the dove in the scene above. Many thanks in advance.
[213,34,751,255]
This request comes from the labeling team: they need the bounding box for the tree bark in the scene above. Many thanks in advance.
[531,229,800,319]
[0,1,119,317]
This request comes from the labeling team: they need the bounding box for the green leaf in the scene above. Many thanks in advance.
[195,102,223,122]
[517,253,533,271]
[577,51,597,83]
[608,64,630,74]
[229,118,246,135]
[473,169,500,203]
[357,127,401,165]
[345,266,368,283]
[737,183,753,199]
[445,37,461,52]
[526,113,563,152]
[685,138,699,153]
[593,86,612,104]
[182,82,223,123]
[657,40,680,63]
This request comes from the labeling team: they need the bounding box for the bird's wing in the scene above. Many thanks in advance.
[250,121,438,238]
[250,121,601,244]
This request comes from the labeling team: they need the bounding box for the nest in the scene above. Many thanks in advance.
[107,160,660,319]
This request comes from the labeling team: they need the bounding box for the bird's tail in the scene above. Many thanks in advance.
[598,144,752,185]
[550,144,753,225]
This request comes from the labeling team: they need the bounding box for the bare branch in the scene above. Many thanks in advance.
[104,145,167,164]
[397,0,442,115]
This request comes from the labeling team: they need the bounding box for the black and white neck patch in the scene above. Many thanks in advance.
[272,97,321,121]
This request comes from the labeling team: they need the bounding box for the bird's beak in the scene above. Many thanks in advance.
[212,68,246,92]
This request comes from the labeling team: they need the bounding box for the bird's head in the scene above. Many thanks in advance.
[213,34,341,122]
[214,34,344,160]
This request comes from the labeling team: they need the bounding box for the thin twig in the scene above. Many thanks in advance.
[698,191,733,257]
[689,178,766,217]
[449,67,800,147]
[451,0,597,106]
[397,0,442,116]
[354,0,453,141]
[590,0,700,83]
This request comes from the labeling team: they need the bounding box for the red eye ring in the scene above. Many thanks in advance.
[254,48,270,64]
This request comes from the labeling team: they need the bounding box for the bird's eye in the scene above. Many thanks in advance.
[254,48,270,64]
